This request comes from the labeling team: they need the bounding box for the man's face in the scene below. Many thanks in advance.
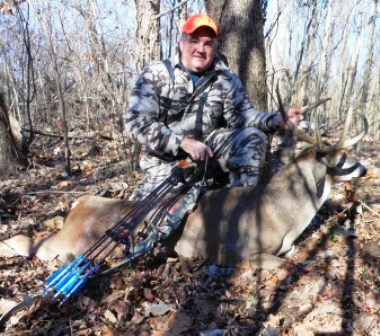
[179,27,217,73]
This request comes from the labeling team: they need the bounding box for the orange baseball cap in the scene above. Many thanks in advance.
[182,14,218,37]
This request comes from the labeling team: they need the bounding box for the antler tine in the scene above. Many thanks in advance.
[299,98,331,114]
[335,106,354,149]
[275,83,322,145]
[276,82,299,132]
[300,98,332,151]
[342,113,368,148]
[316,108,368,151]
[275,84,367,150]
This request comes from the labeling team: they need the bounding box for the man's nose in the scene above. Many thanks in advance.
[196,43,205,53]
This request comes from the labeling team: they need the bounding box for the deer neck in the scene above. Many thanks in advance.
[261,156,332,255]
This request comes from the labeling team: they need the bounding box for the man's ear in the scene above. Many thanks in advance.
[178,41,184,53]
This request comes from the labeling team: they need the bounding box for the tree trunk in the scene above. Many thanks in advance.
[360,0,376,109]
[0,94,27,178]
[131,0,161,170]
[294,0,318,108]
[135,0,161,74]
[206,0,270,184]
[205,0,268,110]
[0,115,15,178]
[316,0,334,117]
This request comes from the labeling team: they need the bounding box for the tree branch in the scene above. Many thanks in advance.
[152,0,191,20]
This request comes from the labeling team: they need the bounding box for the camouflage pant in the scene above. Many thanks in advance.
[129,127,268,201]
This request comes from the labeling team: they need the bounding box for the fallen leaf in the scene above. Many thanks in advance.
[104,309,118,324]
[144,300,171,317]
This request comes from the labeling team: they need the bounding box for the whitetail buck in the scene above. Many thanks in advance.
[0,109,367,269]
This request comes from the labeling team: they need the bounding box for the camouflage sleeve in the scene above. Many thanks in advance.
[223,72,278,132]
[125,63,184,156]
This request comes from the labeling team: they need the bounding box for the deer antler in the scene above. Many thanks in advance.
[275,84,367,151]
[314,107,368,151]
[299,97,331,114]
[276,83,318,145]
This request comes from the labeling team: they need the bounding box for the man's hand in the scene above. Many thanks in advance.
[180,138,213,161]
[275,107,303,129]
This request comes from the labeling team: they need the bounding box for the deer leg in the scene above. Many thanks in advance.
[0,235,33,257]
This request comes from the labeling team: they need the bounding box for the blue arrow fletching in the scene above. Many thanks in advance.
[59,264,100,306]
[51,261,92,301]
[46,255,86,287]
[41,255,86,296]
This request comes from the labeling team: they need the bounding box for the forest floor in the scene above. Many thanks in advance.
[0,130,379,336]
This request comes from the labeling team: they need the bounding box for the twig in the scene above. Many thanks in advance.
[359,219,380,225]
[360,200,380,218]
[219,296,257,302]
[153,0,191,20]
[23,128,116,141]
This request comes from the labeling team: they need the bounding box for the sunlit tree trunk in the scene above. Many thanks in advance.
[360,0,376,110]
[336,1,361,119]
[316,1,334,107]
[135,0,161,74]
[293,0,318,108]
[131,0,161,170]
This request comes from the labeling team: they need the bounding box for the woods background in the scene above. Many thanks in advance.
[0,0,379,176]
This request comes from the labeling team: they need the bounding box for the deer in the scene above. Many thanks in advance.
[0,107,368,270]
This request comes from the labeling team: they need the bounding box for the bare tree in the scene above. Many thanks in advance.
[293,0,319,107]
[130,0,161,170]
[264,0,379,137]
[135,0,161,74]
[316,0,335,106]
[360,0,377,110]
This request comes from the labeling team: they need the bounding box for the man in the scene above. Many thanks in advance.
[126,13,302,201]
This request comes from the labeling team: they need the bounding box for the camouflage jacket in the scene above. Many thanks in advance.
[125,54,277,158]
